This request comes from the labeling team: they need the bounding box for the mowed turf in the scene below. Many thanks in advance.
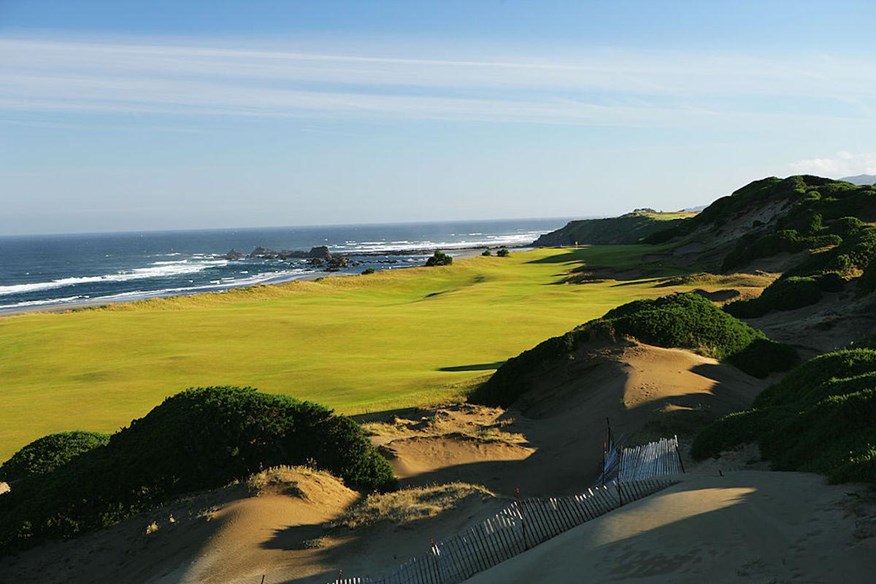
[1,246,698,462]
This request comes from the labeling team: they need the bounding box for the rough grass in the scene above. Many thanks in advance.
[246,465,334,497]
[331,483,495,530]
[0,247,719,463]
[692,349,876,484]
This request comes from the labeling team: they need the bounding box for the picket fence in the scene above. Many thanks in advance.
[618,435,684,482]
[328,477,675,584]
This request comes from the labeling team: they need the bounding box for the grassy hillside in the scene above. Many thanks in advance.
[533,211,694,246]
[0,247,712,463]
[692,349,876,484]
[640,175,876,316]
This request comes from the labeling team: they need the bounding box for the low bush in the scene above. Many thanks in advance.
[721,231,842,272]
[470,293,795,407]
[496,248,510,257]
[861,257,876,295]
[425,250,453,266]
[0,387,394,552]
[725,276,823,318]
[481,249,492,256]
[0,431,109,483]
[692,349,876,484]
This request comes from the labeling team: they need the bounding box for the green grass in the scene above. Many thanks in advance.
[0,247,714,464]
[692,349,876,484]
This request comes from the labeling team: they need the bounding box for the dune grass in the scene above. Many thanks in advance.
[0,246,725,463]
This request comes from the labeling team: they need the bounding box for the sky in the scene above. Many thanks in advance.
[1,1,875,235]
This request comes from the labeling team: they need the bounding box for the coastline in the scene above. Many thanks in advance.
[0,246,502,318]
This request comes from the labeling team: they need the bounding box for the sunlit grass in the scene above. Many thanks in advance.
[0,246,738,462]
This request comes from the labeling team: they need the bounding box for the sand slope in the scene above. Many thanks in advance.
[466,470,876,583]
[381,342,770,497]
[0,468,504,584]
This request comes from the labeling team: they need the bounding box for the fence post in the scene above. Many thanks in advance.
[674,434,686,473]
[515,488,528,550]
[616,479,624,508]
[430,538,442,584]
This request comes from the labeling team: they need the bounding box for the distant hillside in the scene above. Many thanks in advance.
[637,175,876,328]
[533,210,695,246]
[840,174,876,186]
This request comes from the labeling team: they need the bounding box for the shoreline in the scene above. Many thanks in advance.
[0,246,505,318]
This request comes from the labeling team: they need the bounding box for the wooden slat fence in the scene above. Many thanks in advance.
[617,435,684,482]
[328,477,676,584]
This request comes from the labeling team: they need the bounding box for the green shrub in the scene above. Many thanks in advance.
[689,410,768,460]
[0,387,395,551]
[0,431,109,483]
[470,293,795,407]
[726,338,799,379]
[692,349,876,484]
[425,250,453,266]
[481,249,492,256]
[721,231,842,272]
[725,276,823,318]
[496,248,510,257]
[361,267,376,275]
[861,256,876,295]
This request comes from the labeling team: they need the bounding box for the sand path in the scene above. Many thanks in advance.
[466,470,875,583]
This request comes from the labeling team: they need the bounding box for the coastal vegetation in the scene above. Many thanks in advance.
[0,386,393,551]
[425,249,453,266]
[634,175,876,317]
[0,246,722,463]
[692,349,876,484]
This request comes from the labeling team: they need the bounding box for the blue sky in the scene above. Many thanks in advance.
[2,1,875,235]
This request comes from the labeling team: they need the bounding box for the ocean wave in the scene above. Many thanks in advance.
[0,260,228,297]
[0,295,90,309]
[337,232,541,253]
[0,267,312,310]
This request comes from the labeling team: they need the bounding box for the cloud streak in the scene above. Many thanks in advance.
[789,151,876,176]
[1,36,874,128]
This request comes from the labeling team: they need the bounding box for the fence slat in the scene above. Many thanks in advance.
[329,437,681,584]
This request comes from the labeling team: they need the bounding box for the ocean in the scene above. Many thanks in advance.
[0,218,568,313]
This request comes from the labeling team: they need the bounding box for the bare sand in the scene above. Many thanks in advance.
[0,468,504,584]
[376,342,770,497]
[466,469,876,583]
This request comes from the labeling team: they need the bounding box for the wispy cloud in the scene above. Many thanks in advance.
[1,36,874,127]
[789,151,876,177]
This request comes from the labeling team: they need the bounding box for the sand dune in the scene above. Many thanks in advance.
[377,342,770,497]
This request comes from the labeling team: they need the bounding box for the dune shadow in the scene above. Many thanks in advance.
[525,249,592,264]
[262,523,329,551]
[438,361,506,372]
